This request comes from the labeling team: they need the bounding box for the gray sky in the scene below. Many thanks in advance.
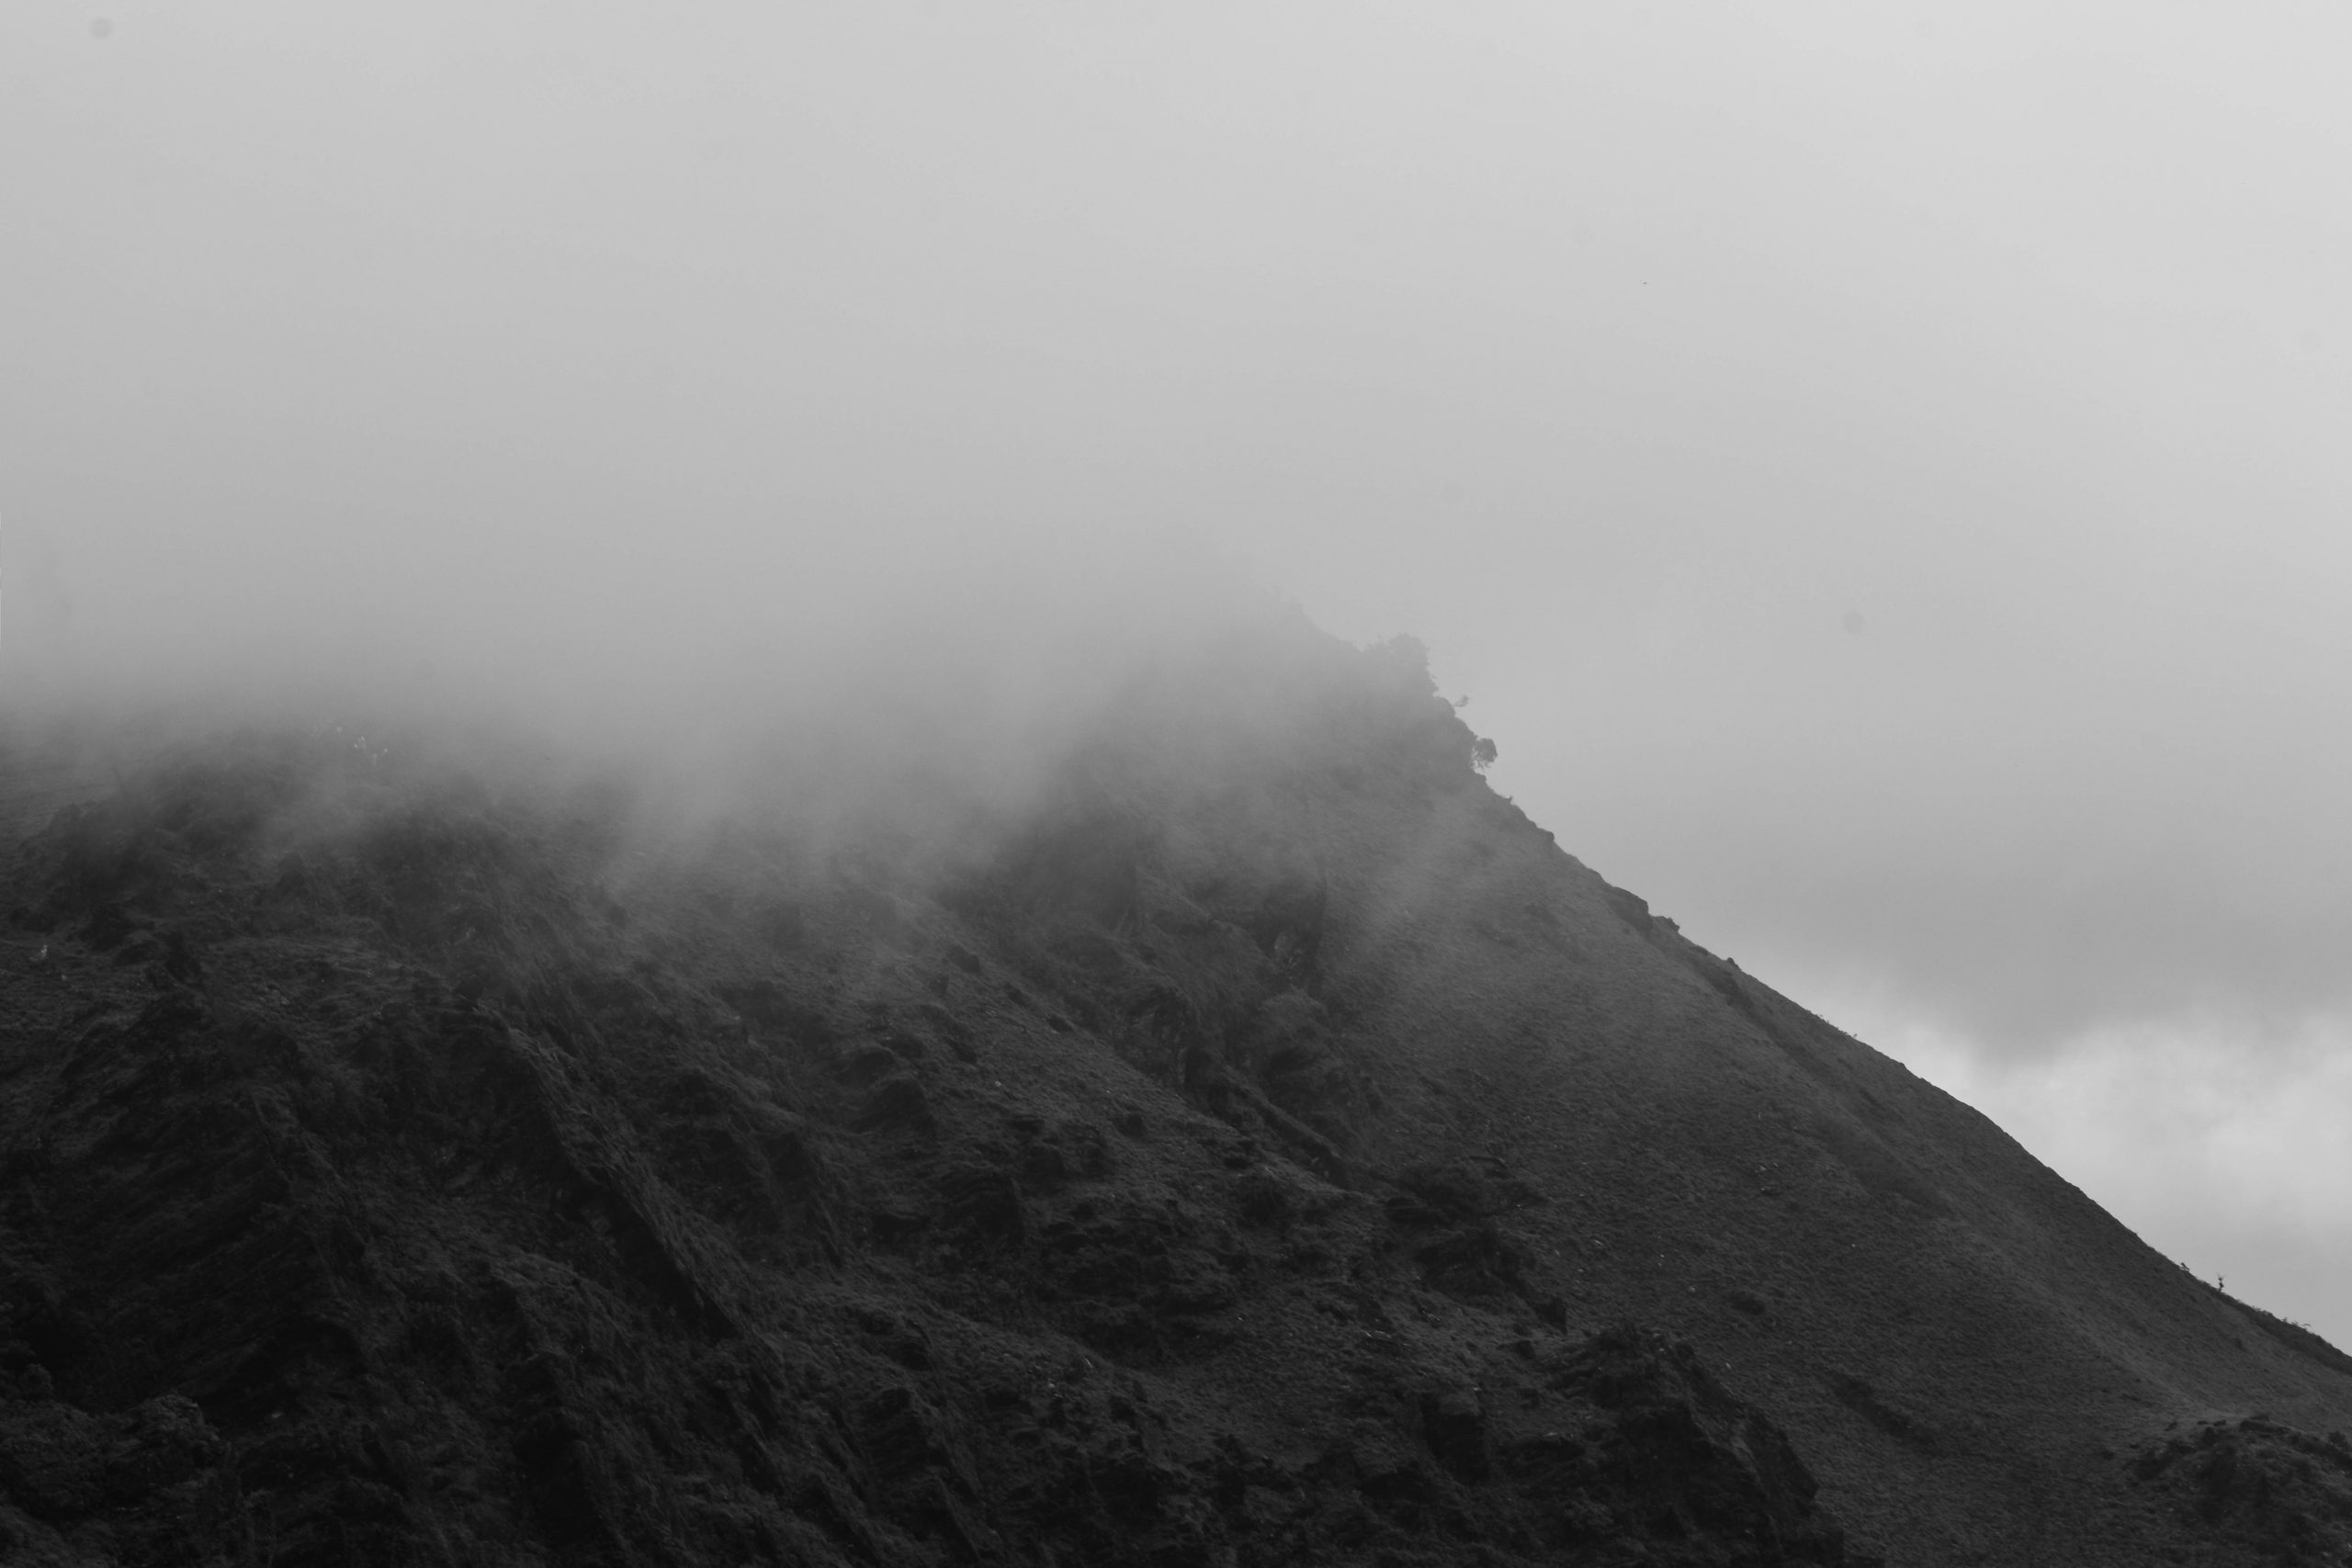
[6,4,2350,1340]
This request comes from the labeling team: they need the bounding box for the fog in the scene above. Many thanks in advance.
[7,4,2352,1339]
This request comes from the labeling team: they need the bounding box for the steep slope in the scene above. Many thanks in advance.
[2,620,2348,1566]
[1277,744,2352,1564]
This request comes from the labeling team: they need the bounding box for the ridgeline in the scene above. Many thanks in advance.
[4,615,2348,1565]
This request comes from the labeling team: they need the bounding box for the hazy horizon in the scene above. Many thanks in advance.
[6,3,2349,1342]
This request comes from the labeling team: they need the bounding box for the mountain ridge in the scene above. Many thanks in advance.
[2,618,2348,1565]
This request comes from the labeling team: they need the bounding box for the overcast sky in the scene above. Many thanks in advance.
[6,4,2350,1342]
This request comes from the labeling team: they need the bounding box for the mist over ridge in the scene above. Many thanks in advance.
[6,562,2349,1565]
[9,8,2352,1553]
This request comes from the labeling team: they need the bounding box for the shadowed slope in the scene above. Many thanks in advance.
[0,618,2346,1566]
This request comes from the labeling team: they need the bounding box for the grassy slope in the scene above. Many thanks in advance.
[1300,759,2352,1562]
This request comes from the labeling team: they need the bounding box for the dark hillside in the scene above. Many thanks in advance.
[3,621,2349,1566]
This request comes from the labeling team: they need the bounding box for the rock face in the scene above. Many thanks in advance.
[2,618,2349,1565]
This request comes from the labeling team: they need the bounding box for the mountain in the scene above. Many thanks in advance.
[4,612,2350,1567]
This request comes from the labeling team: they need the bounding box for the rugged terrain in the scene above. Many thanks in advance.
[4,615,2351,1566]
